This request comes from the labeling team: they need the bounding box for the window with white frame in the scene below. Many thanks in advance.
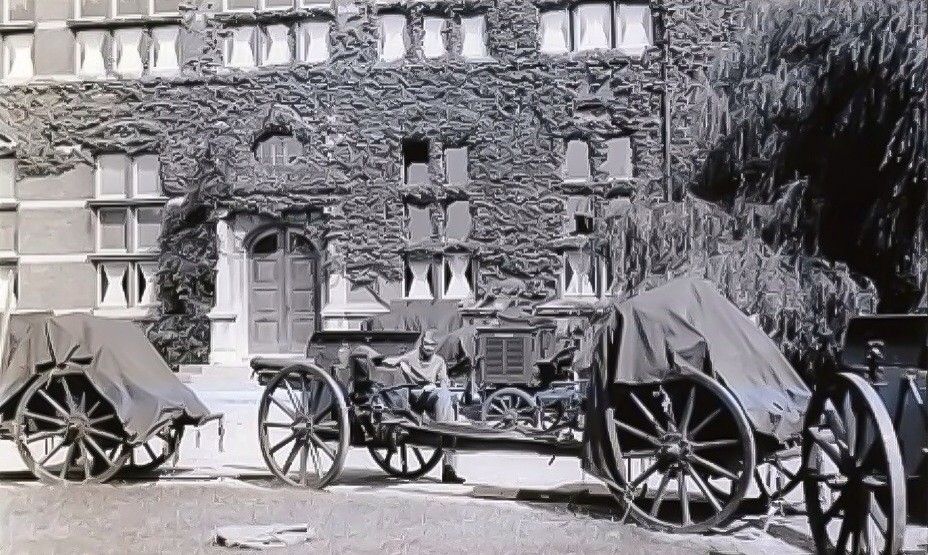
[93,153,164,310]
[422,16,445,59]
[444,147,468,185]
[538,10,569,55]
[603,137,633,179]
[442,253,473,299]
[564,140,590,181]
[76,0,110,19]
[254,134,303,165]
[0,157,14,199]
[223,0,310,10]
[378,13,406,62]
[297,20,329,63]
[403,256,434,300]
[75,26,180,78]
[562,250,597,297]
[459,15,487,59]
[224,25,258,68]
[75,0,180,18]
[405,204,431,242]
[0,262,17,311]
[402,139,429,185]
[444,201,471,242]
[2,0,33,23]
[539,3,653,55]
[1,32,32,81]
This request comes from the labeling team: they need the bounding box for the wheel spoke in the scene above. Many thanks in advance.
[649,472,673,517]
[628,459,661,491]
[270,432,297,455]
[628,392,665,435]
[691,439,739,451]
[298,441,309,485]
[869,493,888,535]
[679,386,696,433]
[25,429,65,444]
[308,433,336,461]
[401,445,409,473]
[281,440,301,475]
[687,463,723,513]
[679,473,691,525]
[143,442,158,461]
[78,439,92,480]
[808,428,845,466]
[85,426,122,443]
[309,442,323,480]
[86,400,102,418]
[59,376,76,413]
[89,414,116,426]
[268,394,297,420]
[688,409,721,439]
[37,390,71,419]
[412,447,427,467]
[834,512,852,554]
[283,379,304,416]
[612,417,661,446]
[23,411,66,427]
[83,435,114,468]
[59,442,76,479]
[39,439,67,466]
[263,421,292,429]
[688,453,739,481]
[492,399,507,413]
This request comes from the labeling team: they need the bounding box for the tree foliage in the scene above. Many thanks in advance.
[691,0,927,311]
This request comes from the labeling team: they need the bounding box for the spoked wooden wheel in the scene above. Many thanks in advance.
[368,437,443,480]
[14,369,129,484]
[538,400,566,432]
[121,426,183,474]
[606,372,756,533]
[480,388,537,429]
[802,372,906,555]
[258,364,349,488]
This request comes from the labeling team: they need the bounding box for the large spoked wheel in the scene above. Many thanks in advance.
[14,368,130,484]
[480,388,537,429]
[605,372,756,533]
[368,439,443,480]
[802,372,906,555]
[258,364,350,489]
[121,426,183,475]
[538,400,566,432]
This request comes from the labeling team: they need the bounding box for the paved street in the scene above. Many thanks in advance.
[1,371,925,554]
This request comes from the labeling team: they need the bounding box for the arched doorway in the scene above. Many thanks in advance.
[247,227,319,354]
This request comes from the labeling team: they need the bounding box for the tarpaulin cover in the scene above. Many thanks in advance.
[0,313,214,443]
[592,277,811,442]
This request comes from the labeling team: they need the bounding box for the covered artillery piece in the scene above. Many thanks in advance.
[0,273,223,483]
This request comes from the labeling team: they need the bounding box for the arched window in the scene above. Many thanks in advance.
[254,133,303,165]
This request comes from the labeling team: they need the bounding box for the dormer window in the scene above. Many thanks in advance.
[255,134,302,165]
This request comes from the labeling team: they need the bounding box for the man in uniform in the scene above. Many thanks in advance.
[387,329,465,484]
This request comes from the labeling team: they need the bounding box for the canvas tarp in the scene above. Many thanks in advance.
[591,277,811,442]
[0,313,215,443]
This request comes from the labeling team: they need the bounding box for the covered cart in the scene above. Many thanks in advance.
[0,313,222,483]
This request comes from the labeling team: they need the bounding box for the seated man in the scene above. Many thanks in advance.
[385,329,465,484]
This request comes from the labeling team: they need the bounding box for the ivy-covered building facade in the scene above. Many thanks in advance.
[0,0,743,365]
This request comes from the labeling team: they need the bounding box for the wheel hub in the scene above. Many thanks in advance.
[63,414,90,442]
[291,416,313,437]
[657,432,692,466]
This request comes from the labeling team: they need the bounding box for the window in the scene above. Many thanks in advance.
[540,3,652,55]
[114,28,145,78]
[379,13,406,62]
[565,196,594,235]
[616,4,653,55]
[444,201,471,242]
[75,30,108,79]
[153,0,180,14]
[402,139,429,185]
[603,137,633,179]
[444,147,468,185]
[403,256,434,300]
[224,25,258,68]
[0,210,15,253]
[255,134,303,165]
[2,0,33,23]
[0,33,31,81]
[77,0,110,19]
[149,26,180,74]
[0,263,16,311]
[262,24,291,65]
[75,26,180,78]
[564,140,590,181]
[562,250,597,297]
[0,157,14,199]
[297,20,329,63]
[538,10,569,55]
[76,0,180,18]
[460,15,487,59]
[405,204,431,242]
[442,253,473,299]
[223,0,302,10]
[116,0,147,16]
[223,0,257,11]
[422,17,445,59]
[93,153,164,310]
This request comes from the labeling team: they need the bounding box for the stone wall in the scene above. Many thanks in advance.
[0,0,744,365]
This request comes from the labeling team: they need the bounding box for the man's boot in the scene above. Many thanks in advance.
[441,464,466,484]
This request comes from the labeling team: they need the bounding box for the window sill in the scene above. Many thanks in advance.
[92,306,158,319]
[0,22,35,32]
[0,199,18,210]
[321,302,390,317]
[0,252,18,264]
[88,253,160,263]
[87,197,169,208]
[213,8,335,25]
[67,15,183,30]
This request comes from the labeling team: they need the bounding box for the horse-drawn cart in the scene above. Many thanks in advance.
[0,311,222,483]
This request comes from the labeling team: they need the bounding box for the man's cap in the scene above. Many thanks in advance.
[422,329,439,346]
